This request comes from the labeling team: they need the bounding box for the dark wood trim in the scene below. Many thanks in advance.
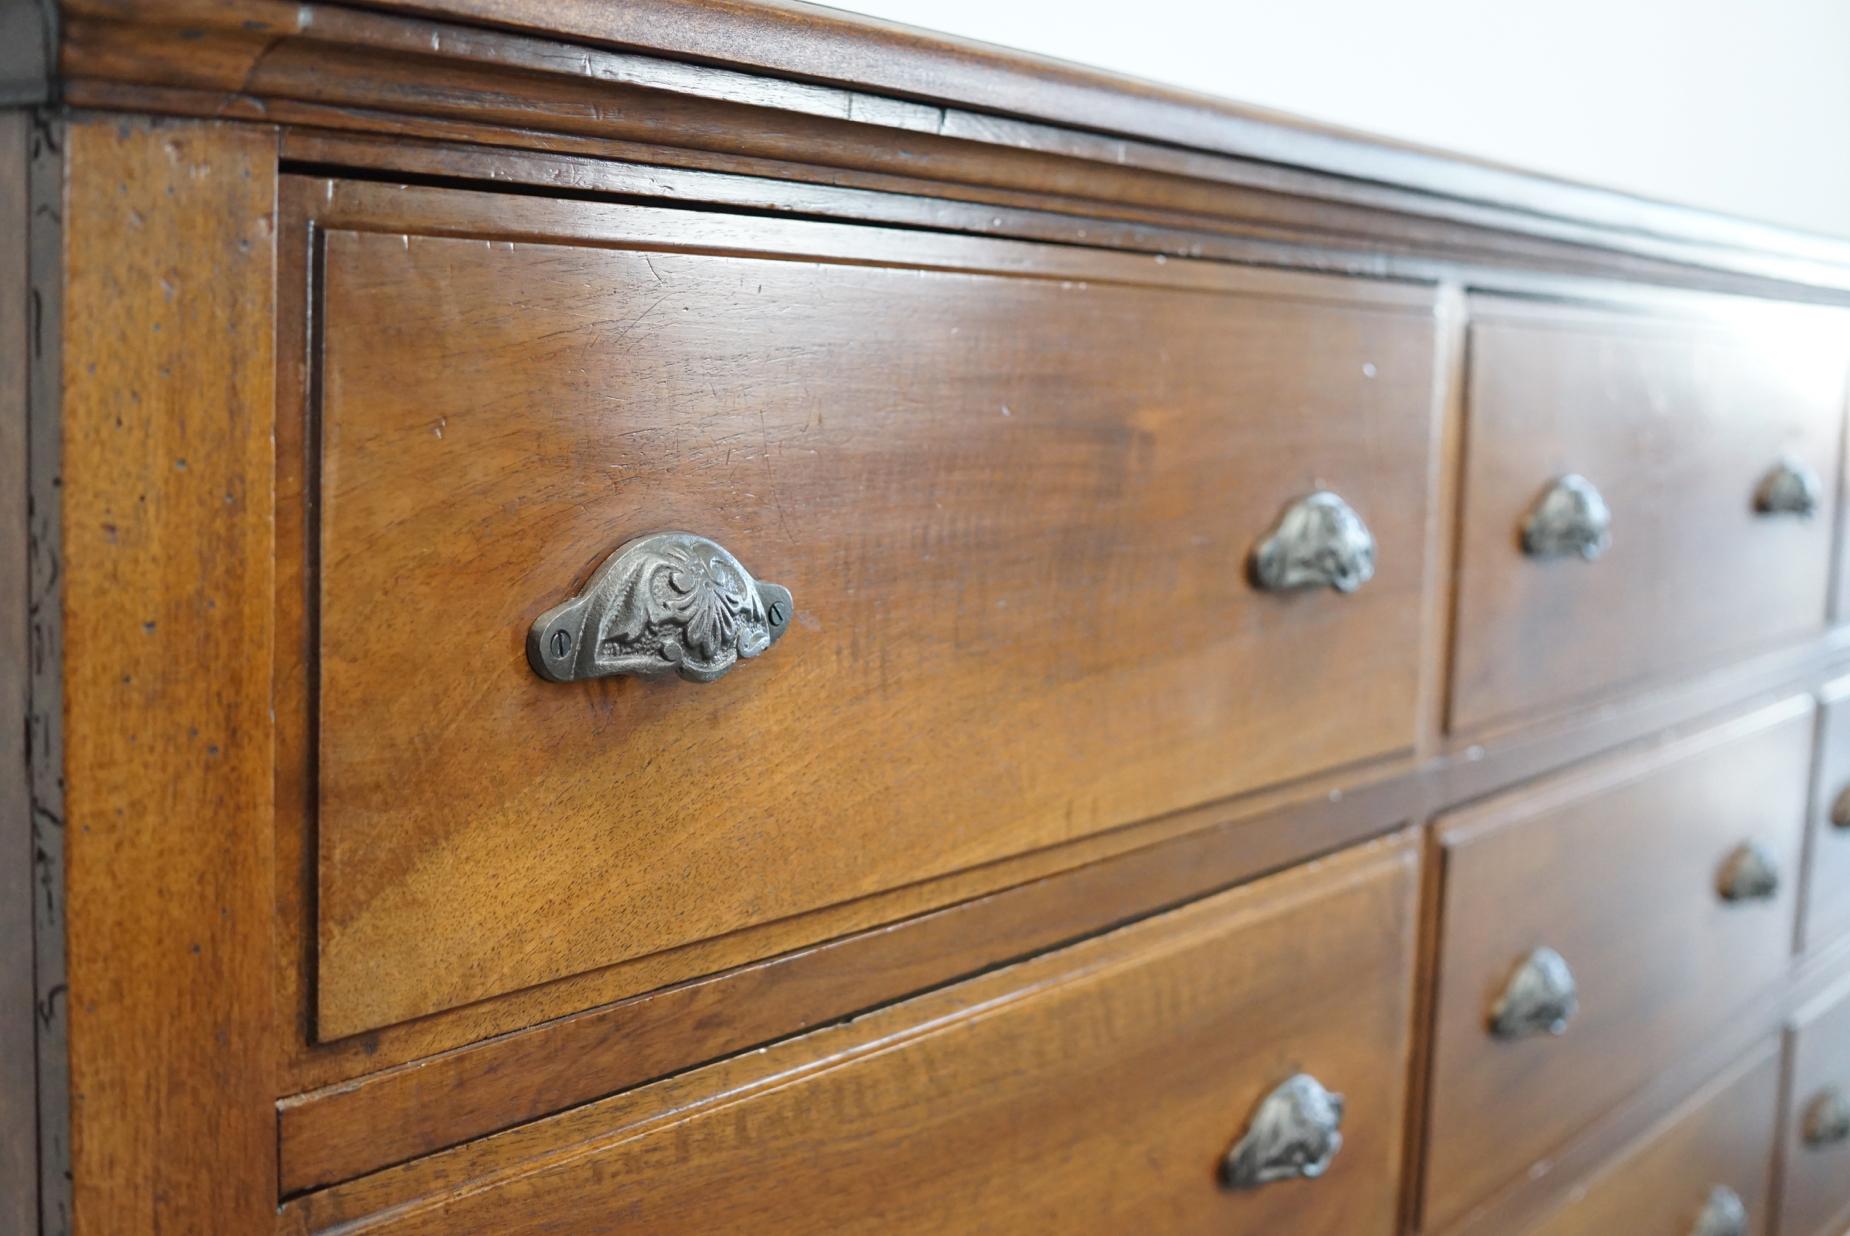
[25,107,67,1236]
[172,0,1850,272]
[0,0,53,105]
[46,0,1850,300]
[0,106,39,1236]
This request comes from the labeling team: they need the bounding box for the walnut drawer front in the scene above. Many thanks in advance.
[1449,297,1848,735]
[302,180,1442,1040]
[1421,698,1812,1232]
[294,833,1422,1234]
[1779,974,1850,1236]
[1515,1039,1782,1236]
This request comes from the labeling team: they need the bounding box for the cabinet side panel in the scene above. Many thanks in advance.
[0,104,38,1236]
[59,115,278,1234]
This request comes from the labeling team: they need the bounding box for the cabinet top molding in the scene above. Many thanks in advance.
[36,0,1850,296]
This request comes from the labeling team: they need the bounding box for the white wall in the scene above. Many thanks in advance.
[834,0,1850,239]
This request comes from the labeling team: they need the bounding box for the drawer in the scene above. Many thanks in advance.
[1517,1039,1782,1236]
[302,180,1443,1039]
[294,834,1423,1234]
[1779,975,1850,1236]
[1803,678,1850,953]
[1422,698,1811,1232]
[1450,297,1847,733]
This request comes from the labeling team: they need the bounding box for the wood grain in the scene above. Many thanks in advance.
[1778,972,1850,1236]
[1514,1038,1782,1236]
[1451,297,1849,735]
[0,105,38,1236]
[58,116,278,1234]
[1422,697,1812,1233]
[301,179,1439,1038]
[290,831,1422,1234]
[46,0,1850,300]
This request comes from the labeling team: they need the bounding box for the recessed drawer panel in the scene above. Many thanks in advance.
[306,182,1441,1039]
[1451,297,1847,734]
[1422,699,1812,1232]
[1779,975,1850,1236]
[294,834,1422,1235]
[1516,1040,1781,1236]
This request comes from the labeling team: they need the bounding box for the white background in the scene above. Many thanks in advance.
[832,0,1850,238]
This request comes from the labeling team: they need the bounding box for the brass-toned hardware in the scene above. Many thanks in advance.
[1803,1087,1850,1148]
[1716,842,1780,903]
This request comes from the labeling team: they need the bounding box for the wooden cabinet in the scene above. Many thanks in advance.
[14,6,1850,1235]
[1450,297,1847,735]
[302,179,1443,1042]
[294,834,1423,1235]
[1516,1039,1782,1236]
[1422,700,1811,1231]
[1778,976,1850,1236]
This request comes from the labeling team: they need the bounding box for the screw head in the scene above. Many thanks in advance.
[767,600,787,626]
[549,628,571,660]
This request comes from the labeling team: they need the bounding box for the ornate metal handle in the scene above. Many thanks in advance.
[1717,842,1781,903]
[1522,474,1612,561]
[1803,1087,1850,1148]
[1222,1073,1345,1189]
[1489,946,1578,1040]
[1690,1185,1748,1236]
[1831,785,1850,830]
[1250,491,1377,594]
[527,531,793,685]
[1754,456,1821,518]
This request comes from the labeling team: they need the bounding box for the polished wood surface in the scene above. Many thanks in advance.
[303,179,1440,1039]
[55,0,1850,299]
[1779,974,1850,1236]
[291,832,1421,1235]
[20,5,1850,1232]
[1803,676,1850,953]
[1516,1038,1781,1236]
[1451,298,1848,735]
[57,116,280,1234]
[1422,698,1812,1233]
[0,106,37,1236]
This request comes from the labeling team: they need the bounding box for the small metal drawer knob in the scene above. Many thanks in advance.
[527,531,793,685]
[1803,1087,1850,1148]
[1522,474,1611,561]
[1222,1073,1345,1189]
[1250,490,1377,594]
[1691,1185,1748,1236]
[1717,842,1781,903]
[1831,785,1850,830]
[1489,946,1578,1040]
[1754,456,1821,518]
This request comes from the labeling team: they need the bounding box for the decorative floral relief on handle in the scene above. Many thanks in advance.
[1803,1087,1850,1148]
[1522,474,1611,561]
[1690,1185,1748,1236]
[527,531,793,685]
[1754,456,1821,518]
[1716,842,1781,903]
[1221,1073,1345,1190]
[1250,490,1377,594]
[1488,946,1578,1040]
